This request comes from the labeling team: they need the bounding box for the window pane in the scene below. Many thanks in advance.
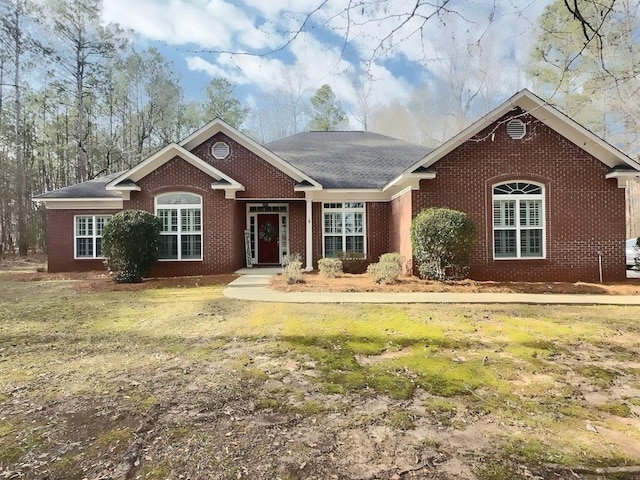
[181,234,202,259]
[324,236,343,257]
[494,201,515,227]
[494,230,516,257]
[520,200,542,227]
[345,236,364,254]
[95,216,110,235]
[76,217,92,236]
[159,235,178,259]
[76,238,93,257]
[521,229,543,257]
[324,213,342,234]
[157,193,201,205]
[96,238,102,257]
[181,209,201,232]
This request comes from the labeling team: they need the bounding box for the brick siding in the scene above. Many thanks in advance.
[412,110,626,282]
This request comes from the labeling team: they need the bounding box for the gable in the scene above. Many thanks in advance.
[189,132,307,199]
[106,143,244,199]
[390,89,640,190]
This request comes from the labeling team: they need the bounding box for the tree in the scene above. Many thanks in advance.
[101,210,162,283]
[308,84,347,131]
[410,207,476,281]
[202,77,248,128]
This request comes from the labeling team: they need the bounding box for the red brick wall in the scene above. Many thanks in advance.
[413,110,626,282]
[45,209,119,273]
[390,191,413,273]
[190,133,305,199]
[367,202,390,262]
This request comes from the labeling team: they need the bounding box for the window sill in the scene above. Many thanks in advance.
[158,258,203,262]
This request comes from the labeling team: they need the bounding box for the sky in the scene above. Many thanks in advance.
[100,0,554,130]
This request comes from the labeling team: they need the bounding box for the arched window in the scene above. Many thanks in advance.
[493,182,545,259]
[155,193,202,260]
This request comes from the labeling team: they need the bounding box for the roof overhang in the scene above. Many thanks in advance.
[180,118,322,189]
[606,169,640,188]
[386,89,640,189]
[106,143,245,199]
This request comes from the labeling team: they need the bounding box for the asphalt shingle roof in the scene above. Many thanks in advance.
[266,131,432,189]
[33,172,124,199]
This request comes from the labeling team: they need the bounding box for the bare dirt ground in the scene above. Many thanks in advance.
[270,271,640,295]
[2,255,640,480]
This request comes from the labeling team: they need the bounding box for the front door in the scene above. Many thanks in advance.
[257,214,280,264]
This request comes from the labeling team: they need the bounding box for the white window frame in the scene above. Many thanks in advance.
[155,192,203,261]
[492,181,545,260]
[74,215,112,259]
[322,202,366,258]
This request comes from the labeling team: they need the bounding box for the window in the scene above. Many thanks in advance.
[74,215,111,259]
[493,182,544,259]
[323,202,365,257]
[155,193,202,260]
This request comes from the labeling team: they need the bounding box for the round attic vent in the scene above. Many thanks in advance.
[506,119,526,139]
[212,141,230,160]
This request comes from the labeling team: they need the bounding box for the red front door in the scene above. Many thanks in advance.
[257,214,280,264]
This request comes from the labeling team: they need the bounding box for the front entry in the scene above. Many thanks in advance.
[257,214,280,264]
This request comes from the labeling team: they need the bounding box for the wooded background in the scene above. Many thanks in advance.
[1,0,639,256]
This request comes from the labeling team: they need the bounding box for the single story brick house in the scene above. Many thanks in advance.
[33,89,640,282]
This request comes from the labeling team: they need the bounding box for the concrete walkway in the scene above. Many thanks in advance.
[222,268,640,305]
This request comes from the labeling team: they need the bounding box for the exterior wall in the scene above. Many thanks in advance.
[367,202,390,262]
[413,110,627,282]
[389,190,414,273]
[191,133,304,199]
[45,208,119,273]
[123,156,245,276]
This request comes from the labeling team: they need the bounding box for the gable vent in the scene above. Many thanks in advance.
[506,119,526,139]
[212,141,230,160]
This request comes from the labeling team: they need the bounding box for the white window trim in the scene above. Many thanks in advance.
[492,181,546,260]
[246,204,289,265]
[155,192,203,262]
[322,202,367,258]
[74,215,112,259]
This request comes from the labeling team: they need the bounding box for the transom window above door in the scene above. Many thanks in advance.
[155,192,202,261]
[493,182,545,259]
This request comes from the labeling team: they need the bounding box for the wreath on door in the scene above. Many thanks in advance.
[258,221,275,242]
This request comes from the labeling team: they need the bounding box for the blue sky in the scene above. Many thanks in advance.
[101,0,553,129]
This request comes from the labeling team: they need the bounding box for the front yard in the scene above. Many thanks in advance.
[1,269,639,479]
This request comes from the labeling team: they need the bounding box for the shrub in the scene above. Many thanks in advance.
[379,252,405,272]
[102,210,163,283]
[318,258,343,278]
[282,253,303,284]
[337,251,370,274]
[410,207,476,281]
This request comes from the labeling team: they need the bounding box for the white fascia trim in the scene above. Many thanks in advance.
[390,185,414,201]
[179,118,322,188]
[211,183,245,199]
[305,189,391,202]
[106,184,140,192]
[606,170,640,188]
[106,143,244,192]
[33,198,124,210]
[294,184,323,192]
[388,89,640,188]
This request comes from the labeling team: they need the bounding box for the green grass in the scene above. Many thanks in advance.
[1,276,639,477]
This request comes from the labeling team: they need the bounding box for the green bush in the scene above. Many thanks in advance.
[318,258,343,278]
[102,210,163,283]
[282,253,303,284]
[367,253,404,284]
[410,207,476,281]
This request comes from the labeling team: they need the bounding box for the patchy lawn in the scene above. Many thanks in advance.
[1,268,639,479]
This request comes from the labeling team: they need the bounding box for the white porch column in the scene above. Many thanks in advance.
[305,199,313,271]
